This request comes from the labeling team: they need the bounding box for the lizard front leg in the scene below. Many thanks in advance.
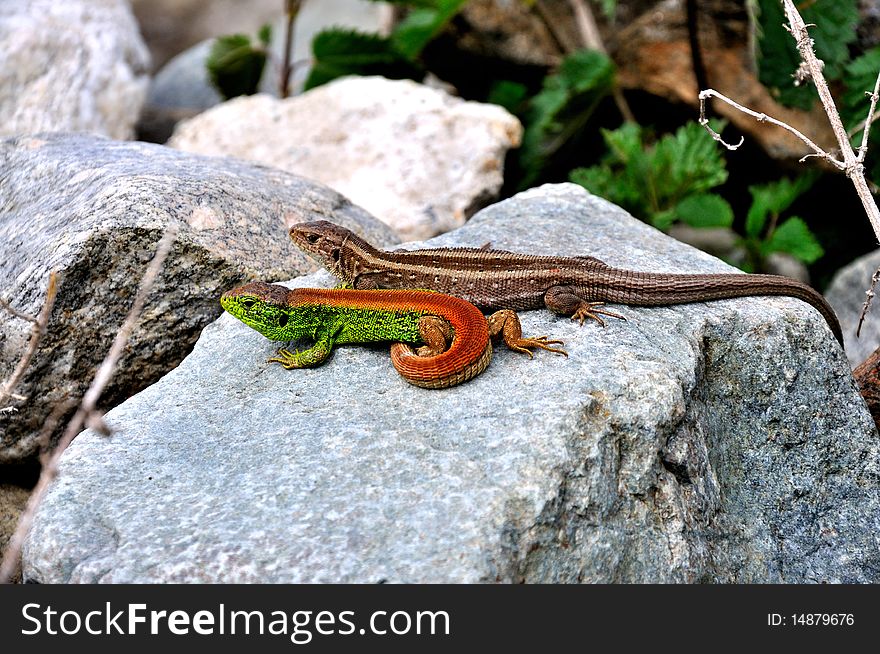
[486,310,567,358]
[544,285,626,326]
[267,333,335,369]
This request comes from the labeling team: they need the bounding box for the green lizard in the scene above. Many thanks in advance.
[220,282,565,389]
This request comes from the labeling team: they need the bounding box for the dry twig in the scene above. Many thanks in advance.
[699,0,880,334]
[0,227,178,583]
[567,0,635,123]
[0,273,59,407]
[279,0,302,99]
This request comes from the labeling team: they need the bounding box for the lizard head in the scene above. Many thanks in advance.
[221,281,307,341]
[289,220,372,282]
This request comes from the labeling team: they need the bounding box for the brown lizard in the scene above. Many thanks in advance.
[289,220,844,346]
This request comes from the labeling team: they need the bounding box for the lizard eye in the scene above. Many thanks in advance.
[241,298,256,309]
[278,314,288,327]
[306,234,320,244]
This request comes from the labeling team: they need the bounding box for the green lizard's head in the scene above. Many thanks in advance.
[221,282,305,341]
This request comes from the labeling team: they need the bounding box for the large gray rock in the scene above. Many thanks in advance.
[0,0,150,140]
[22,184,877,583]
[826,248,880,368]
[169,77,522,240]
[0,133,394,463]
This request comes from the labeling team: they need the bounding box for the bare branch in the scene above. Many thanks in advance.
[780,0,880,241]
[0,298,39,324]
[699,88,838,163]
[568,0,603,51]
[0,227,177,584]
[858,266,880,337]
[698,1,880,335]
[0,272,58,404]
[567,0,636,123]
[857,70,880,163]
[279,0,302,99]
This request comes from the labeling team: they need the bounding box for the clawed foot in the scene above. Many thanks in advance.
[268,347,301,369]
[571,302,627,326]
[487,309,567,359]
[508,336,568,359]
[268,342,331,369]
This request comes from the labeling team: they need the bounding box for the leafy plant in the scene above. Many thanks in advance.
[206,28,272,100]
[597,0,617,20]
[304,30,421,89]
[753,0,859,110]
[304,0,467,90]
[569,121,732,231]
[516,49,615,188]
[740,174,823,272]
[840,46,880,182]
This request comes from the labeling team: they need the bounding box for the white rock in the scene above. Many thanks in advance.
[169,77,523,240]
[0,0,150,140]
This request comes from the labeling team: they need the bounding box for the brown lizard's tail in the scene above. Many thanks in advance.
[595,271,844,346]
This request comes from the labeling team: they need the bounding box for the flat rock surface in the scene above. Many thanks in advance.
[23,184,878,583]
[0,133,394,463]
[0,0,150,140]
[169,77,522,240]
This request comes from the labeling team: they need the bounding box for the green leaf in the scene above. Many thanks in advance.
[745,174,816,237]
[598,0,616,20]
[600,121,643,161]
[487,80,529,113]
[754,0,859,109]
[569,121,730,228]
[841,46,880,134]
[257,23,272,47]
[390,0,468,60]
[674,194,734,228]
[650,121,729,202]
[651,209,678,231]
[304,29,419,90]
[206,34,267,99]
[519,49,615,187]
[570,164,629,205]
[365,0,439,6]
[763,216,824,263]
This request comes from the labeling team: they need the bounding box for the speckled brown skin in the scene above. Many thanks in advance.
[290,220,844,346]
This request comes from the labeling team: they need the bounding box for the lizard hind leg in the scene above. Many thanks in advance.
[415,314,454,357]
[486,309,567,358]
[544,286,627,326]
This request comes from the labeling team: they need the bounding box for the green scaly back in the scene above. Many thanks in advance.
[220,281,429,369]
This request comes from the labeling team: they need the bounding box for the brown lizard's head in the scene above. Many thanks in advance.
[289,220,373,283]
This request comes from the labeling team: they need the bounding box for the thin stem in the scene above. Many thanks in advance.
[279,0,302,99]
[567,0,635,123]
[698,88,839,164]
[857,70,880,163]
[0,228,177,584]
[0,273,58,405]
[857,266,880,337]
[0,298,39,324]
[781,0,880,241]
